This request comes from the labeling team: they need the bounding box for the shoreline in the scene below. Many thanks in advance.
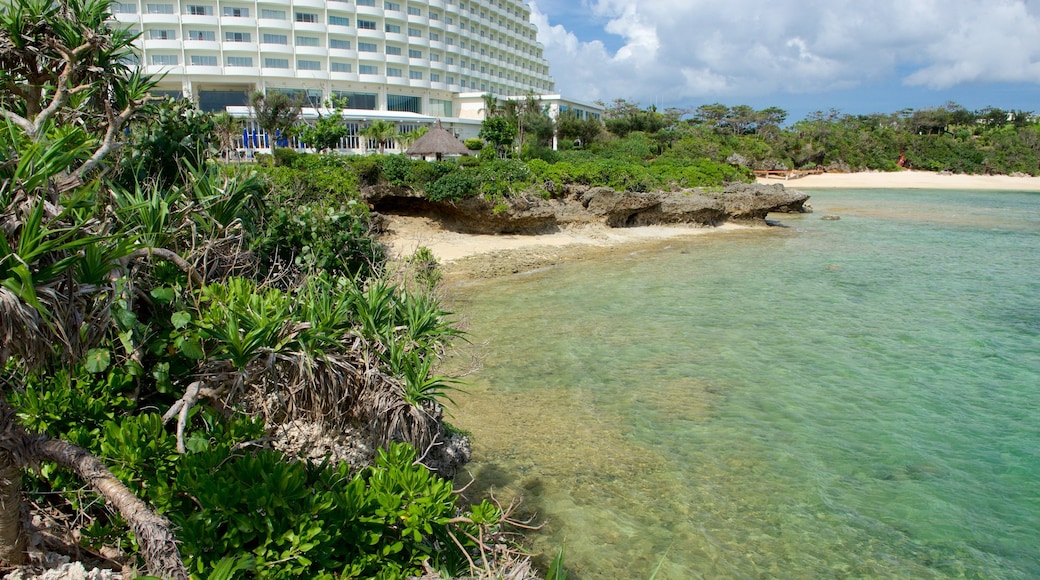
[383,216,761,280]
[383,170,1040,280]
[756,169,1040,190]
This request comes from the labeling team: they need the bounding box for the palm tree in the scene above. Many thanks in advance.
[394,126,428,151]
[212,111,243,161]
[479,93,500,119]
[362,120,398,154]
[249,90,302,150]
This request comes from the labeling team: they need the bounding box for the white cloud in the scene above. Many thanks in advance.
[530,0,1040,105]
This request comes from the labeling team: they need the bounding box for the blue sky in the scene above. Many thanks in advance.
[529,0,1040,123]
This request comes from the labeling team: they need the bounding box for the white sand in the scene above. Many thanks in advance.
[384,215,748,262]
[757,170,1040,191]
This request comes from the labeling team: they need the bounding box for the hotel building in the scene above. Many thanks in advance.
[112,0,602,151]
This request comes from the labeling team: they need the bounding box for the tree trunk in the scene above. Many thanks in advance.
[30,437,189,580]
[0,450,26,566]
[0,404,187,579]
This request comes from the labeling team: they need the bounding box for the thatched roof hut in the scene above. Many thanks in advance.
[406,121,472,161]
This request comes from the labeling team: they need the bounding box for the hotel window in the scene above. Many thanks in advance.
[408,6,421,15]
[263,33,287,44]
[264,58,289,68]
[446,56,453,64]
[329,38,351,49]
[260,9,285,19]
[445,36,453,45]
[407,27,421,37]
[359,64,378,74]
[408,49,423,58]
[225,31,250,42]
[356,0,374,5]
[387,94,421,113]
[111,3,136,13]
[358,19,376,30]
[386,67,402,77]
[430,73,440,82]
[358,42,377,52]
[431,98,452,116]
[333,91,376,109]
[185,5,212,15]
[150,54,178,65]
[223,7,248,17]
[430,52,439,61]
[226,56,253,67]
[298,59,321,70]
[384,1,400,10]
[409,70,422,80]
[296,36,319,46]
[329,15,350,26]
[385,24,401,33]
[146,3,173,13]
[190,55,217,66]
[429,32,439,41]
[295,12,317,23]
[188,30,215,41]
[385,46,402,55]
[330,61,352,72]
[148,29,176,40]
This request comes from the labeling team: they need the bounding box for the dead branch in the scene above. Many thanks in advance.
[126,247,205,287]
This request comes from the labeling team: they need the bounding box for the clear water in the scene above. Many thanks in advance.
[446,189,1040,579]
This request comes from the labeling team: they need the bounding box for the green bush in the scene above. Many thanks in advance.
[425,170,478,202]
[380,154,413,186]
[256,199,384,278]
[463,138,484,151]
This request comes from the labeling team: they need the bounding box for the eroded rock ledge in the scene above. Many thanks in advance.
[366,182,811,235]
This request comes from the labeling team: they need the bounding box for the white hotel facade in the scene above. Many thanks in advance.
[113,0,602,152]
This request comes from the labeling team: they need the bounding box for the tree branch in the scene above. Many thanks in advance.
[127,247,205,287]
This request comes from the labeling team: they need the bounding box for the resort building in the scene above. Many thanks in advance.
[113,0,603,152]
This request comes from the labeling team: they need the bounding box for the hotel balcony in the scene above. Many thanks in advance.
[178,14,216,26]
[295,46,328,57]
[355,5,381,18]
[184,65,223,76]
[296,70,328,80]
[220,16,256,27]
[222,41,258,52]
[293,0,325,9]
[258,67,293,78]
[259,43,293,54]
[329,70,359,81]
[141,13,180,24]
[294,21,328,34]
[142,39,181,50]
[257,18,291,30]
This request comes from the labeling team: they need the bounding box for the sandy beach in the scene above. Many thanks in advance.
[757,170,1040,191]
[383,170,1039,277]
[384,215,755,278]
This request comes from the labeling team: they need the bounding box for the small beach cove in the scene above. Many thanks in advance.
[384,177,1040,579]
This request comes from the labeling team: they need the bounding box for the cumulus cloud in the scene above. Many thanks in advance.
[530,0,1040,105]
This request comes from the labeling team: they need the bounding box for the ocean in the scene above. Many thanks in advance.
[447,188,1040,579]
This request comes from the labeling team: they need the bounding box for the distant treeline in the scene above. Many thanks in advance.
[553,100,1040,176]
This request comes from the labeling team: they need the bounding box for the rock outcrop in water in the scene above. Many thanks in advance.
[367,182,811,235]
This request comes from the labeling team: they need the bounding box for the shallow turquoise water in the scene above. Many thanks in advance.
[448,189,1040,579]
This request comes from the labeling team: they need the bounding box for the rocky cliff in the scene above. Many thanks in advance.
[367,182,811,235]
